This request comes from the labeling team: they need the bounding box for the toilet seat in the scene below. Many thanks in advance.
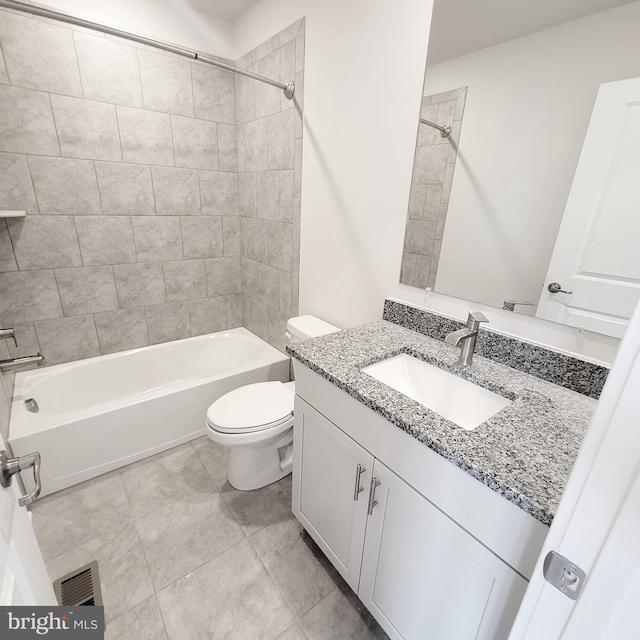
[206,381,294,434]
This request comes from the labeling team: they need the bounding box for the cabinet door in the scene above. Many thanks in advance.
[359,460,528,640]
[292,398,373,592]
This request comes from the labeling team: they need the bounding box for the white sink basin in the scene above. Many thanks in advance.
[361,353,512,430]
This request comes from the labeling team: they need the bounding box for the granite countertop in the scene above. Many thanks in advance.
[287,320,597,526]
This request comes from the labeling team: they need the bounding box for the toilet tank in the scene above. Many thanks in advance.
[286,315,340,341]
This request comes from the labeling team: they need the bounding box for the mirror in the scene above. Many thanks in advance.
[400,0,640,336]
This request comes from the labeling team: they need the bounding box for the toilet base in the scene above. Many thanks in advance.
[227,429,293,491]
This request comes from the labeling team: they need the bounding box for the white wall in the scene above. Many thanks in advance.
[426,2,640,312]
[28,0,236,59]
[234,0,434,329]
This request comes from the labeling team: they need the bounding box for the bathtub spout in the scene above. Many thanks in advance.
[0,353,46,372]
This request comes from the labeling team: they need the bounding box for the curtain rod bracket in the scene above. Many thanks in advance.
[284,81,295,100]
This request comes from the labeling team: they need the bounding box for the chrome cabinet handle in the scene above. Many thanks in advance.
[0,450,42,507]
[353,464,366,501]
[548,282,573,295]
[367,477,381,515]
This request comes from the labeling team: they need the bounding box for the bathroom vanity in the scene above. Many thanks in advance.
[288,320,597,640]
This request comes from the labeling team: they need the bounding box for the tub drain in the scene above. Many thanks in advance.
[53,561,103,606]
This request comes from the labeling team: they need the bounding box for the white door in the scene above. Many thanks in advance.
[359,459,527,640]
[509,297,640,637]
[292,397,373,592]
[0,436,55,605]
[536,78,640,338]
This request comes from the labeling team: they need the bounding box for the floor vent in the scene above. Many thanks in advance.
[53,560,103,607]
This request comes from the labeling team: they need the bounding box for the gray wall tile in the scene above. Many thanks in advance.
[294,139,302,197]
[242,294,268,341]
[192,64,235,124]
[151,167,200,216]
[226,293,243,328]
[268,306,289,353]
[200,171,238,217]
[163,259,206,302]
[171,116,219,170]
[74,32,143,108]
[256,261,279,308]
[279,270,292,315]
[222,217,240,257]
[0,13,82,96]
[238,173,256,217]
[239,119,267,172]
[8,215,82,270]
[293,198,301,251]
[132,217,183,262]
[28,156,101,215]
[267,221,293,272]
[181,217,223,259]
[35,314,100,365]
[0,45,8,85]
[114,262,166,308]
[75,217,137,265]
[255,51,281,119]
[0,153,38,214]
[117,106,174,166]
[241,257,258,300]
[55,266,118,316]
[279,170,294,222]
[0,85,59,155]
[256,171,280,221]
[94,307,149,354]
[217,124,238,172]
[51,95,122,162]
[139,50,194,117]
[188,296,227,336]
[292,250,300,297]
[0,221,17,272]
[145,302,190,344]
[235,74,255,125]
[205,257,241,296]
[96,162,155,216]
[0,270,62,324]
[279,42,296,112]
[241,218,268,263]
[267,111,294,170]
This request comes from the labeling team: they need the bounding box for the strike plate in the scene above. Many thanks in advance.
[543,551,586,600]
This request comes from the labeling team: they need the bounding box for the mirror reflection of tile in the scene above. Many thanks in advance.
[400,87,467,289]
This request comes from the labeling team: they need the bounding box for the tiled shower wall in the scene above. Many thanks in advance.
[400,88,466,289]
[235,20,305,353]
[0,9,304,369]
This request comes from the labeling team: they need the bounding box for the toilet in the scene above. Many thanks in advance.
[205,315,340,490]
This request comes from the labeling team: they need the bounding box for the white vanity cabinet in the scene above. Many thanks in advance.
[292,365,548,640]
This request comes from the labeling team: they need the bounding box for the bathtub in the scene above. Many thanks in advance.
[9,328,289,497]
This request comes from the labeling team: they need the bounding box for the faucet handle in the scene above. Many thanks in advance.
[468,310,489,324]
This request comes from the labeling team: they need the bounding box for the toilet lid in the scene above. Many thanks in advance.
[206,381,294,433]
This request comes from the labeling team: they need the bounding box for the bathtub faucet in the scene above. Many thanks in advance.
[0,354,46,372]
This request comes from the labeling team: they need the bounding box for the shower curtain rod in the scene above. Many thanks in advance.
[420,118,451,138]
[0,0,295,99]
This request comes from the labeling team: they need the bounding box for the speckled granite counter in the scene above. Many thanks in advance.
[287,320,597,527]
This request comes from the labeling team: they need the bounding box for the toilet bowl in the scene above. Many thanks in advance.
[205,315,340,490]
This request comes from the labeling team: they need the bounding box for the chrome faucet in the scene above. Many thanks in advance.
[0,354,46,372]
[444,311,489,367]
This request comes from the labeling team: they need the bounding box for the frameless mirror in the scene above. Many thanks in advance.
[400,0,640,338]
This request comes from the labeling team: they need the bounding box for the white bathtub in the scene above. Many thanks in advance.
[9,328,289,497]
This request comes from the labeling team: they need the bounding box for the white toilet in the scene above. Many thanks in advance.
[205,315,340,490]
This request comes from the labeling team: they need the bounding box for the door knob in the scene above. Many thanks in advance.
[548,282,573,295]
[0,450,42,506]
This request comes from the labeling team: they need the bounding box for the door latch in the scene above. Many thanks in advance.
[0,450,42,506]
[543,551,586,600]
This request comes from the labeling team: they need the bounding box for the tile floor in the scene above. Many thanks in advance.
[30,437,390,640]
